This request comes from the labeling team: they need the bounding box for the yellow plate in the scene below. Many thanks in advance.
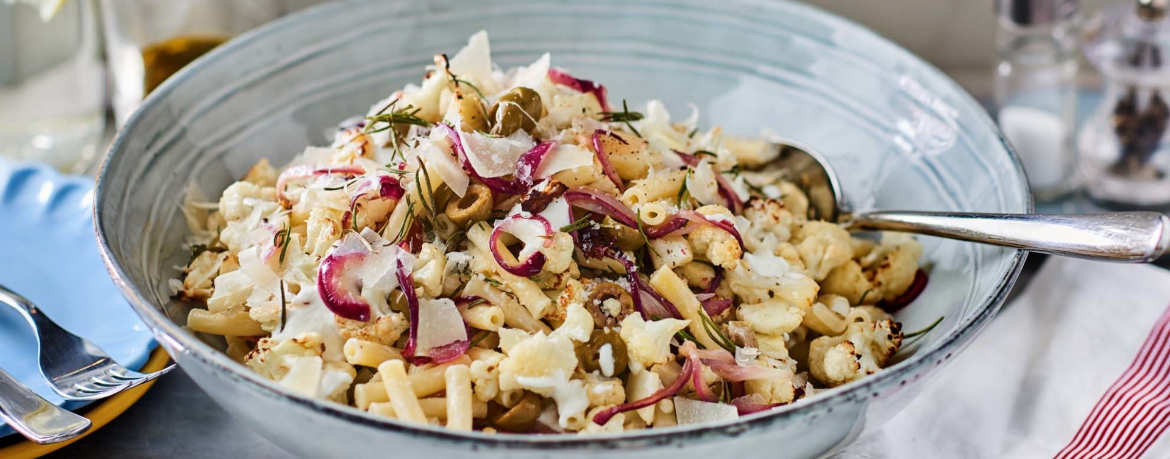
[0,348,172,459]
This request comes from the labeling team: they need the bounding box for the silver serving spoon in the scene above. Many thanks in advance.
[769,142,1170,262]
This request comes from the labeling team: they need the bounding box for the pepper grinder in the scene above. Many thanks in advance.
[1078,0,1170,212]
[993,0,1081,202]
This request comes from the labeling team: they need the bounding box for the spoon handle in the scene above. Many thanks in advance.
[847,211,1170,262]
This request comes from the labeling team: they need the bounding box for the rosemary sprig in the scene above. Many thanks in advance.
[279,279,288,332]
[700,312,736,353]
[323,178,361,192]
[482,275,503,287]
[391,198,416,244]
[675,328,706,349]
[349,199,360,232]
[688,127,699,139]
[454,78,485,99]
[364,105,430,134]
[599,99,643,138]
[694,150,718,160]
[560,216,594,233]
[903,316,944,347]
[635,209,660,256]
[275,224,293,265]
[676,169,692,208]
[468,330,491,348]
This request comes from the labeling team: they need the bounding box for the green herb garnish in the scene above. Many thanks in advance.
[468,330,491,348]
[903,316,944,347]
[599,99,643,138]
[560,216,593,233]
[279,279,288,333]
[700,312,736,353]
[635,209,660,256]
[676,169,692,208]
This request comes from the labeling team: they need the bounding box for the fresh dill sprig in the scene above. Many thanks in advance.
[635,209,660,256]
[700,312,736,353]
[599,100,643,138]
[560,216,594,233]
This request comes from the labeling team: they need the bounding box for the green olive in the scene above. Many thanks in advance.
[576,329,629,375]
[585,282,635,327]
[488,87,543,136]
[487,392,542,432]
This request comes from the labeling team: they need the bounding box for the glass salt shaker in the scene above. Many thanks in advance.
[993,0,1081,202]
[1078,0,1170,212]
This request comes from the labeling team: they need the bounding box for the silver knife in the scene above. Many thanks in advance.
[0,366,90,444]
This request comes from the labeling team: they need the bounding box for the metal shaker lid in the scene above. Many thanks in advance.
[997,0,1079,26]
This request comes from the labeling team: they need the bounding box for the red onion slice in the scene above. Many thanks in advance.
[514,141,557,186]
[611,251,683,320]
[489,214,553,276]
[731,396,785,415]
[714,173,745,215]
[645,211,744,249]
[317,239,372,321]
[700,298,733,317]
[591,130,626,192]
[342,175,406,230]
[547,68,610,112]
[592,353,696,426]
[563,187,637,228]
[397,259,470,365]
[276,164,366,202]
[880,269,928,312]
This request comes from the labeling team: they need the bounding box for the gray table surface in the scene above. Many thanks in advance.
[5,255,1166,458]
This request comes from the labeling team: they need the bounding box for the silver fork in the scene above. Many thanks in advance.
[0,284,174,401]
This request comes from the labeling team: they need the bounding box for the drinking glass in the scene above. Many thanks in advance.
[0,0,105,173]
[101,0,324,126]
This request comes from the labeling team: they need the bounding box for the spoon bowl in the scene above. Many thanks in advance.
[771,141,1170,262]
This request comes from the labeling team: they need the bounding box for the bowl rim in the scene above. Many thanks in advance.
[94,0,1032,449]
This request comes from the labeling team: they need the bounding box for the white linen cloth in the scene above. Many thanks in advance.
[835,256,1170,459]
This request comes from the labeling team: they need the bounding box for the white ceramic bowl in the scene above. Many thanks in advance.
[95,1,1029,457]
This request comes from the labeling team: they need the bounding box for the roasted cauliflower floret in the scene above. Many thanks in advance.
[684,205,743,269]
[245,333,325,380]
[864,234,923,302]
[305,207,344,258]
[808,318,903,387]
[178,250,228,301]
[820,261,872,306]
[243,158,279,186]
[619,315,690,373]
[793,221,854,281]
[735,298,805,336]
[470,350,505,402]
[219,181,278,222]
[335,313,408,346]
[743,198,796,246]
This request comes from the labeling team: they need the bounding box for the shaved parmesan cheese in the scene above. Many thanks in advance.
[238,246,281,295]
[743,235,791,278]
[273,287,347,362]
[280,356,324,396]
[508,53,554,104]
[535,144,593,180]
[459,129,535,178]
[418,140,469,197]
[673,397,739,425]
[448,30,501,96]
[415,297,469,354]
[687,160,722,206]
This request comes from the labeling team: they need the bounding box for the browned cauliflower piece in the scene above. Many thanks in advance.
[808,318,903,387]
[334,313,408,346]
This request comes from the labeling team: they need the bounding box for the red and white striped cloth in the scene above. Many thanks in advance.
[835,257,1170,459]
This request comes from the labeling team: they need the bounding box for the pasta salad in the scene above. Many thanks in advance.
[175,31,930,434]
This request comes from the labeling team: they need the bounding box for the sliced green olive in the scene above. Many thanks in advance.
[576,329,629,375]
[488,87,543,136]
[488,392,542,432]
[585,282,635,327]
